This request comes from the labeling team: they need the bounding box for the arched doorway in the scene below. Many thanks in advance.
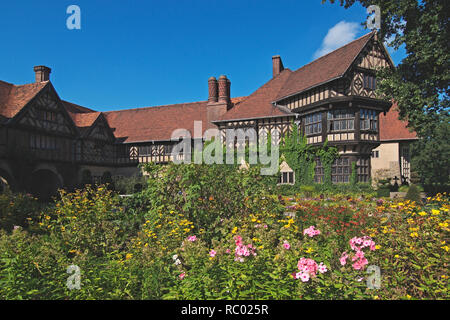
[29,169,63,201]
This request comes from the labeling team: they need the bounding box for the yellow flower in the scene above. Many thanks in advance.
[418,211,427,216]
[232,227,237,234]
[125,253,133,260]
[394,254,399,258]
[305,247,314,253]
[441,246,449,252]
[431,209,440,216]
[410,232,419,238]
[375,245,381,250]
[61,226,65,232]
[438,222,448,228]
[406,295,412,299]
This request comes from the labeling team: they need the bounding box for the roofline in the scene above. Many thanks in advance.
[213,113,296,124]
[273,31,378,103]
[379,138,419,142]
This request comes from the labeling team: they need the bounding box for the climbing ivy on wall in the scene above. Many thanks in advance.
[281,122,338,187]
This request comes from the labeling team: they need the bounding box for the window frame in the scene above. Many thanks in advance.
[304,112,322,136]
[328,109,355,132]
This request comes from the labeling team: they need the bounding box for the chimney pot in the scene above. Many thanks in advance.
[208,76,218,103]
[34,65,51,82]
[272,55,284,78]
[218,75,230,103]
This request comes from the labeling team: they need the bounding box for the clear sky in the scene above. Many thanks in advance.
[0,0,405,111]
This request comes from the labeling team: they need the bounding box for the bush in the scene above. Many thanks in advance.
[0,191,41,232]
[405,184,423,204]
[299,185,315,198]
[140,162,282,244]
[112,175,148,195]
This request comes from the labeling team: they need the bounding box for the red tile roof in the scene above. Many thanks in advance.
[62,100,96,114]
[104,97,245,143]
[217,69,294,122]
[379,103,417,141]
[275,32,375,101]
[0,80,48,118]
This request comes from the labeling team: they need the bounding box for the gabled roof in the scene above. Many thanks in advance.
[275,32,375,101]
[0,80,49,118]
[379,103,417,141]
[70,111,101,128]
[104,97,245,143]
[62,100,96,114]
[217,69,295,122]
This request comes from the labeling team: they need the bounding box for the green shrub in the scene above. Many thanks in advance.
[0,191,41,232]
[377,187,390,198]
[141,162,282,244]
[299,185,315,198]
[405,184,423,203]
[112,175,148,194]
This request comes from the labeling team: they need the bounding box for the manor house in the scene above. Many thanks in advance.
[0,31,417,198]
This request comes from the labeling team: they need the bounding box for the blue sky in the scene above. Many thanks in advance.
[0,0,405,111]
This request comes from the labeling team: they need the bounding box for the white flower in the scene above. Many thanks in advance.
[172,254,178,260]
[174,259,181,266]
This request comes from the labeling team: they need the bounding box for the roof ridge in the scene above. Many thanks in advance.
[293,31,374,74]
[103,100,209,114]
[103,96,246,114]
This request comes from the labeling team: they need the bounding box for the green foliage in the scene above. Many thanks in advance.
[350,162,357,187]
[299,185,315,198]
[405,184,422,204]
[112,174,148,195]
[0,191,40,232]
[411,120,450,188]
[141,162,282,244]
[281,122,338,188]
[0,178,448,299]
[281,123,316,186]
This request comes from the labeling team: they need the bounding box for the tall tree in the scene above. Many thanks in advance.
[324,0,449,187]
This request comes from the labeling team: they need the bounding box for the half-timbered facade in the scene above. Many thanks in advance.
[0,31,417,198]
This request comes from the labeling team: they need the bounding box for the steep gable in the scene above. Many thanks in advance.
[275,32,375,101]
[0,81,48,119]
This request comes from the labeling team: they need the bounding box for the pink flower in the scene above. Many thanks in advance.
[209,249,216,257]
[303,226,321,237]
[298,272,310,282]
[318,262,328,274]
[340,252,348,266]
[187,235,197,242]
[283,240,291,250]
[179,272,185,280]
[225,249,231,254]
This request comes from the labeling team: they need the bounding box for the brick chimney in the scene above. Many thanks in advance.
[34,65,51,82]
[208,76,218,102]
[272,55,284,78]
[218,75,230,103]
[207,75,231,130]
